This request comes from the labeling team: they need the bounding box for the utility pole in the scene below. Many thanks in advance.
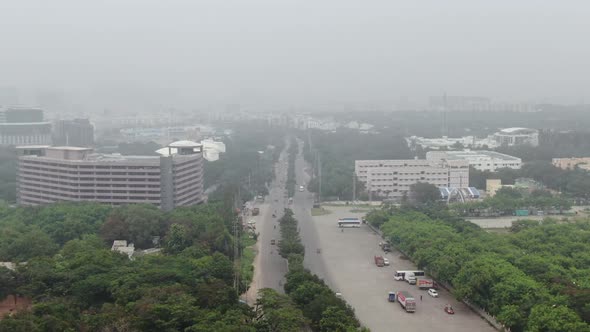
[352,171,356,202]
[318,153,322,205]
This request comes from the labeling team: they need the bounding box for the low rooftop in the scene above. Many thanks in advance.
[440,150,520,161]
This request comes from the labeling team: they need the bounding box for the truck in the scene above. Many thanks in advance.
[374,255,385,267]
[252,207,260,216]
[396,291,416,312]
[416,278,434,289]
[404,272,417,285]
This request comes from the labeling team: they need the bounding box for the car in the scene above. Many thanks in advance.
[299,185,304,192]
[383,258,390,266]
[428,289,439,298]
[444,304,455,314]
[270,239,276,245]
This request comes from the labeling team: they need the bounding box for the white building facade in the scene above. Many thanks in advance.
[355,158,469,200]
[426,150,521,172]
[492,127,539,147]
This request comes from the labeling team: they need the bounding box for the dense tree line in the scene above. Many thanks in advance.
[205,125,286,202]
[451,187,571,217]
[303,129,411,201]
[0,202,259,331]
[496,130,590,162]
[285,138,298,199]
[366,206,590,332]
[469,161,590,202]
[0,147,17,203]
[278,209,367,332]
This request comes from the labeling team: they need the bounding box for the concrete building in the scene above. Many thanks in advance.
[552,157,590,170]
[16,141,204,210]
[486,179,503,197]
[492,127,539,147]
[354,158,469,200]
[426,150,521,172]
[0,107,52,145]
[53,119,94,147]
[406,135,499,150]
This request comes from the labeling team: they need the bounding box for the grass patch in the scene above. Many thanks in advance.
[311,207,332,216]
[240,235,257,287]
[240,247,255,286]
[350,208,371,213]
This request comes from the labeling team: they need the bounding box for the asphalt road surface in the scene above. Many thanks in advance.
[245,141,290,302]
[291,139,496,332]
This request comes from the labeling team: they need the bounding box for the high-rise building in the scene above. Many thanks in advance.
[53,119,94,147]
[0,107,52,145]
[16,141,204,210]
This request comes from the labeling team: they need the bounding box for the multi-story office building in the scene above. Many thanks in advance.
[492,127,539,147]
[0,107,52,145]
[53,119,94,147]
[354,158,469,200]
[426,150,521,172]
[16,141,204,210]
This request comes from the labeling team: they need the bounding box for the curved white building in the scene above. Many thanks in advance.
[493,127,539,147]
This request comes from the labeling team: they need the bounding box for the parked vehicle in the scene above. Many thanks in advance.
[299,185,304,192]
[417,278,434,289]
[383,258,390,266]
[428,289,439,298]
[338,218,361,228]
[394,270,425,281]
[270,239,276,245]
[444,304,455,314]
[252,208,260,216]
[396,291,416,312]
[388,292,396,302]
[381,243,391,252]
[374,255,385,267]
[405,273,417,285]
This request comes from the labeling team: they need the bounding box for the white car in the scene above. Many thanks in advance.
[383,258,390,266]
[428,289,439,298]
[299,186,304,192]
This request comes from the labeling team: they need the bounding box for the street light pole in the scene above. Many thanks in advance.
[318,153,322,205]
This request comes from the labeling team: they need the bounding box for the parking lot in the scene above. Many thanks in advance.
[308,206,497,332]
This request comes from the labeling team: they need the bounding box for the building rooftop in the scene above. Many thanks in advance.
[48,146,92,151]
[168,140,202,148]
[498,127,537,134]
[438,150,520,161]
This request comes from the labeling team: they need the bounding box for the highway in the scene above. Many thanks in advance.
[291,139,496,332]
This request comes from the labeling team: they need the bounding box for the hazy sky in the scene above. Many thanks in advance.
[1,0,589,111]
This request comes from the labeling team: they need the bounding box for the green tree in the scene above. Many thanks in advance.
[409,182,441,205]
[526,304,590,332]
[254,288,307,332]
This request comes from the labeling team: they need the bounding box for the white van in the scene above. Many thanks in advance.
[299,185,304,192]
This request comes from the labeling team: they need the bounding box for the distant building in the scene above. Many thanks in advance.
[0,107,52,145]
[355,158,469,200]
[552,157,590,170]
[16,141,204,210]
[486,179,503,197]
[492,127,539,147]
[53,119,94,147]
[429,96,492,111]
[426,150,521,172]
[406,135,498,150]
